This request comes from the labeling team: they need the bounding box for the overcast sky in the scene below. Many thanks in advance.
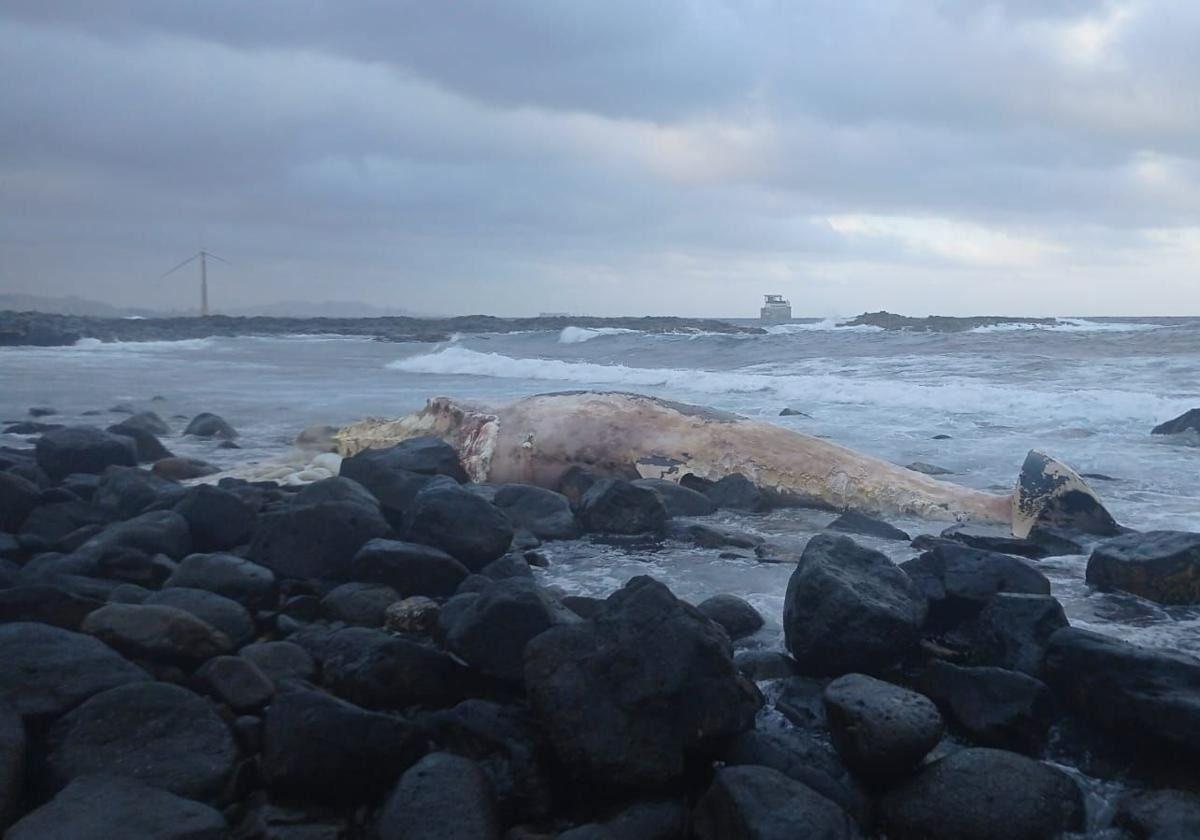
[1,1,1197,317]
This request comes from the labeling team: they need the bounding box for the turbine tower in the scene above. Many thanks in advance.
[161,250,228,316]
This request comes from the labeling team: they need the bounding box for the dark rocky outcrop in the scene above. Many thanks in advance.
[524,576,759,788]
[5,775,226,840]
[164,552,277,610]
[172,485,257,552]
[492,483,580,540]
[183,413,237,439]
[915,660,1053,754]
[1086,530,1200,605]
[828,510,910,541]
[784,535,926,675]
[843,311,1058,332]
[404,482,513,570]
[0,622,149,721]
[693,765,858,840]
[576,478,668,535]
[81,603,232,666]
[696,593,764,641]
[376,752,501,840]
[35,427,137,481]
[631,478,717,517]
[823,673,944,782]
[881,747,1083,839]
[261,681,424,803]
[46,681,237,800]
[351,538,469,598]
[1151,408,1200,436]
[1043,627,1200,761]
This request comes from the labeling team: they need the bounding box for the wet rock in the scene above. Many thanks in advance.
[693,765,859,840]
[1026,524,1087,556]
[0,585,102,630]
[404,482,514,570]
[46,681,237,799]
[492,483,580,540]
[351,538,469,597]
[881,747,1084,840]
[18,500,112,545]
[561,800,687,840]
[59,472,100,502]
[293,625,473,710]
[0,703,24,831]
[111,410,170,436]
[377,752,500,840]
[27,406,56,418]
[440,578,578,683]
[0,472,39,532]
[3,421,61,435]
[666,521,762,549]
[1086,530,1200,605]
[194,655,275,712]
[576,479,668,535]
[556,465,601,508]
[972,593,1069,675]
[164,552,277,609]
[0,622,149,721]
[384,596,439,634]
[907,461,953,475]
[828,510,910,541]
[1151,408,1200,435]
[82,510,192,563]
[780,407,811,417]
[145,587,256,647]
[152,457,218,480]
[733,650,798,681]
[784,534,926,675]
[702,473,767,512]
[1043,628,1200,760]
[320,581,398,626]
[823,673,944,782]
[1114,789,1200,839]
[631,478,717,516]
[92,466,185,519]
[108,425,173,463]
[261,681,424,803]
[172,485,256,552]
[248,493,390,581]
[901,541,1049,632]
[524,576,760,788]
[338,456,442,531]
[916,660,1053,754]
[5,775,226,840]
[183,412,237,439]
[81,603,232,666]
[938,524,1050,559]
[697,593,764,640]
[358,436,469,482]
[35,426,137,481]
[239,641,315,684]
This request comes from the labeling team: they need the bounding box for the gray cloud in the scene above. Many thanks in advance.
[1,1,1197,316]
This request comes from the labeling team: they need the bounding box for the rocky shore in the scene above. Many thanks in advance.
[0,311,763,347]
[1,410,1199,837]
[842,311,1061,332]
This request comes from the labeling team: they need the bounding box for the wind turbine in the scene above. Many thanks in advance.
[161,250,228,316]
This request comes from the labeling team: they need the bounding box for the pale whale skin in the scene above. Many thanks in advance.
[335,392,1037,526]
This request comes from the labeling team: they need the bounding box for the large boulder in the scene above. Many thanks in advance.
[92,466,185,519]
[78,509,192,561]
[35,427,137,481]
[350,538,469,598]
[81,603,232,666]
[0,704,24,831]
[18,501,112,546]
[440,578,579,683]
[576,479,668,535]
[0,585,102,631]
[784,534,926,675]
[1152,408,1200,435]
[403,482,513,571]
[164,553,277,610]
[828,510,910,541]
[915,660,1053,754]
[697,594,765,641]
[183,413,237,439]
[702,473,768,512]
[1042,627,1200,760]
[631,478,717,517]
[881,748,1084,840]
[972,593,1069,675]
[151,457,217,481]
[338,455,442,530]
[46,681,237,800]
[193,655,275,713]
[111,410,170,436]
[492,483,580,540]
[6,775,226,840]
[524,576,760,788]
[0,623,148,722]
[1086,530,1200,605]
[693,765,858,840]
[172,485,256,552]
[320,582,399,627]
[0,472,39,532]
[344,436,468,482]
[248,493,391,580]
[376,752,501,840]
[823,673,944,782]
[145,587,256,647]
[1115,789,1200,839]
[261,681,425,803]
[238,641,315,684]
[106,425,172,463]
[900,541,1049,632]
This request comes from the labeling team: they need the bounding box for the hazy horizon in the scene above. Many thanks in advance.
[2,2,1198,317]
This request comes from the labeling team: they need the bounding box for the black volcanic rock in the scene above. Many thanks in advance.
[492,483,581,540]
[828,510,910,541]
[1152,408,1200,435]
[631,478,718,517]
[164,552,277,609]
[693,765,858,840]
[172,485,256,552]
[577,478,668,535]
[183,412,237,439]
[351,538,469,598]
[823,673,944,782]
[844,310,1059,332]
[403,482,514,570]
[1086,530,1200,604]
[35,427,137,481]
[376,752,502,840]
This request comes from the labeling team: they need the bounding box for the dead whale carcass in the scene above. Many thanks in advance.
[334,392,1115,536]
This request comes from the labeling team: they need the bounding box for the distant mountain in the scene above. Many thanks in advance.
[0,294,423,319]
[0,293,167,318]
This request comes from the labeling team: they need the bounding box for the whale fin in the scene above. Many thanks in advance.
[1012,450,1121,539]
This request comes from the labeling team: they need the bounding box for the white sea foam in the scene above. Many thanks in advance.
[763,319,884,334]
[557,326,639,344]
[969,318,1162,334]
[71,337,217,351]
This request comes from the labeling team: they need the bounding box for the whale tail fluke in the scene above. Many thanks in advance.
[1012,450,1122,539]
